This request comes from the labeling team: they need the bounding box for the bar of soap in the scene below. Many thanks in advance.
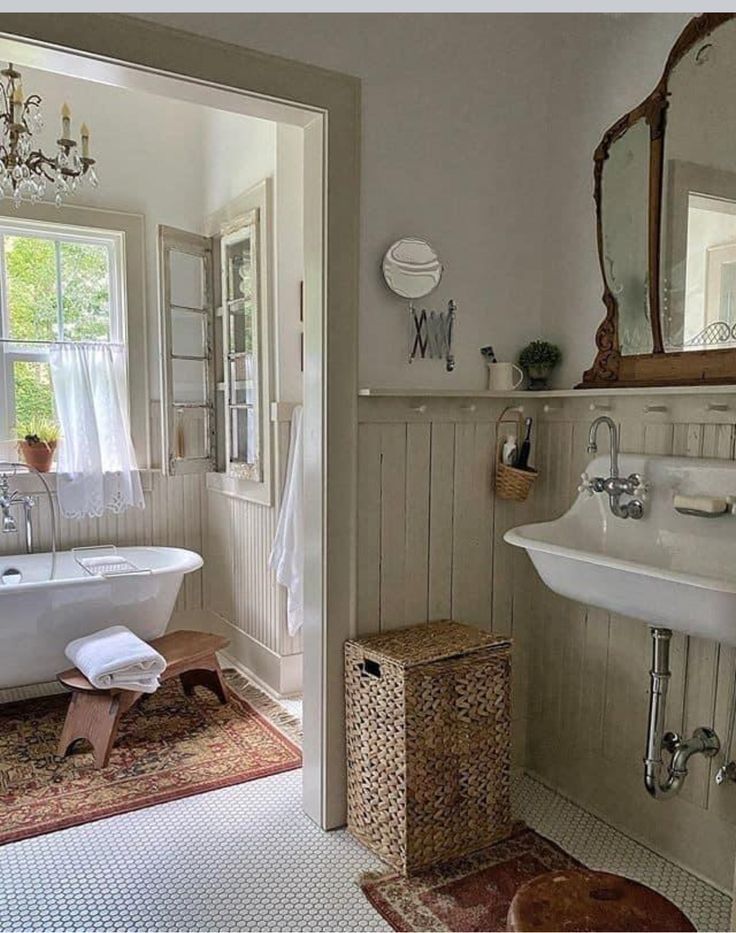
[673,494,727,514]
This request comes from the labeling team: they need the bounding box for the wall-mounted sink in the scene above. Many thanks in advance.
[505,454,736,645]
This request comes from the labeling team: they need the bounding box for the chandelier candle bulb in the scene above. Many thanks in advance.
[61,102,70,138]
[11,84,22,122]
[80,123,89,158]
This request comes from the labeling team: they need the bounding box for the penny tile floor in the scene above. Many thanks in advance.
[0,681,729,932]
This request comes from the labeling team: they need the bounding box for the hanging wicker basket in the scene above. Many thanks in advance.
[495,406,537,502]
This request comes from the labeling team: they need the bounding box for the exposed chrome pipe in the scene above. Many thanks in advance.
[644,627,720,798]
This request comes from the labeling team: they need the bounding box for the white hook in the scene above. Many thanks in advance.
[589,401,612,412]
[409,404,427,414]
[543,404,560,413]
[460,403,477,412]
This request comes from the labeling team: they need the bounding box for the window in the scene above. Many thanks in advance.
[221,213,261,481]
[0,219,125,441]
[159,179,272,504]
[157,226,215,475]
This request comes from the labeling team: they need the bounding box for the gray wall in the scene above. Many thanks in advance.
[135,12,695,391]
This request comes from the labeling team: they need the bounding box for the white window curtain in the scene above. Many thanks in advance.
[49,343,144,520]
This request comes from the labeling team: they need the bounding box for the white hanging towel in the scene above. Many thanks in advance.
[65,625,166,694]
[269,405,304,636]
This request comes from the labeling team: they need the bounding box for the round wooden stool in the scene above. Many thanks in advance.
[506,869,695,932]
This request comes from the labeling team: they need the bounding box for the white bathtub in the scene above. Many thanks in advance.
[0,546,203,688]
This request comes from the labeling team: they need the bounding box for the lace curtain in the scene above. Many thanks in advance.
[49,343,144,520]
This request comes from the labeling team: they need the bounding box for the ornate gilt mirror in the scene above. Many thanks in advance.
[581,13,736,388]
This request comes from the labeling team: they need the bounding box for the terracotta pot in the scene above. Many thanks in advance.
[18,440,57,473]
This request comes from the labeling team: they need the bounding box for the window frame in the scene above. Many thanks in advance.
[157,225,216,476]
[0,218,126,444]
[221,210,261,482]
[0,205,148,468]
[206,179,274,507]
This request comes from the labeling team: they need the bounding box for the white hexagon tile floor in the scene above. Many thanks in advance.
[0,769,390,933]
[0,769,731,931]
[0,680,731,933]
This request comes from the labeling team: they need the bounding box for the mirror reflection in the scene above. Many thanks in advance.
[603,120,652,356]
[662,17,736,352]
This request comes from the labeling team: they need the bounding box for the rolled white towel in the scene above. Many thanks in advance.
[65,625,166,694]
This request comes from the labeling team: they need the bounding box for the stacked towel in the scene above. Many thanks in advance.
[65,625,166,693]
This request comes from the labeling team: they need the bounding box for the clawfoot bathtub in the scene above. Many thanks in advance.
[0,546,203,688]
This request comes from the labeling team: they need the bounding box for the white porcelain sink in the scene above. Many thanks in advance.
[505,454,736,644]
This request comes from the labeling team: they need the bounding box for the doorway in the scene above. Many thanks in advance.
[0,12,361,830]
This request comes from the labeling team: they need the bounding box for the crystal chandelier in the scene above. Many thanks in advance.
[0,62,98,208]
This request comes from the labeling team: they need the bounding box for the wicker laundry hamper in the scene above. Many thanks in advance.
[345,620,512,874]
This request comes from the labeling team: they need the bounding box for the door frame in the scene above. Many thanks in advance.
[0,12,360,830]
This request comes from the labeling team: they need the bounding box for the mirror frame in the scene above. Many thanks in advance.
[580,12,736,389]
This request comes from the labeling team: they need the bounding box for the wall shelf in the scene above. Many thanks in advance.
[358,385,736,399]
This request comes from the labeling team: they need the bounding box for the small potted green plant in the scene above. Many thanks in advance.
[15,418,60,473]
[518,340,562,391]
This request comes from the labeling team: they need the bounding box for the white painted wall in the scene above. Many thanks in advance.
[201,108,276,219]
[274,124,304,404]
[684,205,736,340]
[201,112,303,403]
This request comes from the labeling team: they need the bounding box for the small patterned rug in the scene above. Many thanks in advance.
[0,670,301,845]
[361,826,582,932]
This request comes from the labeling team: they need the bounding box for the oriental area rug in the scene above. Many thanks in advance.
[361,827,583,932]
[0,670,301,845]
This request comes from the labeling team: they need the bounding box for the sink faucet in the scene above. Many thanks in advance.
[581,416,647,520]
[0,473,35,553]
[587,415,619,478]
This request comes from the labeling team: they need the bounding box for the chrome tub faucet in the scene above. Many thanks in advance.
[579,415,647,520]
[0,472,35,553]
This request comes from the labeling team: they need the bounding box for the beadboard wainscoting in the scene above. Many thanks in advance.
[201,417,303,696]
[530,393,736,892]
[358,392,736,892]
[357,396,538,768]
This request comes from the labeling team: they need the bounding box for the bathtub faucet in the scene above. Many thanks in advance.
[0,473,35,553]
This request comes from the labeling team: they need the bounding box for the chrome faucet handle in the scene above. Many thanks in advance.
[630,474,650,501]
[578,472,595,497]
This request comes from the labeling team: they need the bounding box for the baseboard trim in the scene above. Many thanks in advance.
[199,610,302,696]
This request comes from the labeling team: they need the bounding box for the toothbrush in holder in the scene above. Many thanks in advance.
[516,417,533,470]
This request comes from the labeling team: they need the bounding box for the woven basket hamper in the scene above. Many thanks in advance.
[345,620,512,874]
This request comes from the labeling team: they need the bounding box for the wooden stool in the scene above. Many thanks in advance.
[507,869,695,932]
[57,630,229,769]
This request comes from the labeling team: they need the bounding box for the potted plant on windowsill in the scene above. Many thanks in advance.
[15,419,60,473]
[518,340,562,391]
